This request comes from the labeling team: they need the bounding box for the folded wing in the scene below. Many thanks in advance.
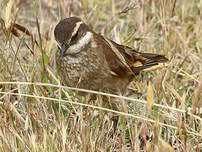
[103,38,168,76]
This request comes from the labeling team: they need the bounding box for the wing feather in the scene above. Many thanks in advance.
[94,34,168,77]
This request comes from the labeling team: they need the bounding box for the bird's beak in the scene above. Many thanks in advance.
[61,43,70,57]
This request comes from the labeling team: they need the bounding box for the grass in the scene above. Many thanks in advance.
[0,0,201,151]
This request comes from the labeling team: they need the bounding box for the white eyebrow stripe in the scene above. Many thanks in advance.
[67,32,93,54]
[71,21,83,37]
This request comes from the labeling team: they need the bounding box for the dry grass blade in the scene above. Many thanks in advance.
[143,63,168,72]
[0,81,189,113]
[153,115,175,152]
[147,82,154,112]
[0,17,39,55]
[5,0,14,29]
[0,91,176,128]
[118,2,136,15]
[80,0,88,19]
[179,119,188,151]
[192,76,202,114]
[166,83,183,107]
[0,0,201,151]
[0,90,202,137]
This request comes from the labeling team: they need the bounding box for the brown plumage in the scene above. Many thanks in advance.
[54,17,168,130]
[54,17,168,97]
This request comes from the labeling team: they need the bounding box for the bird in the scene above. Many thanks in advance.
[54,17,168,110]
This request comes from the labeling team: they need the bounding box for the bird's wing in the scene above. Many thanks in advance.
[93,34,133,77]
[104,39,168,75]
[95,34,168,77]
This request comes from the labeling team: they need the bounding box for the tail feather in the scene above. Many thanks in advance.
[131,52,168,74]
[140,53,168,62]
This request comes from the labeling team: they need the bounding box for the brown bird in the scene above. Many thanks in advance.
[54,17,168,108]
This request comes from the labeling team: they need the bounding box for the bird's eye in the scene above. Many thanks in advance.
[71,32,78,43]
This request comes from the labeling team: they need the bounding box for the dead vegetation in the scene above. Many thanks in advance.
[0,0,201,151]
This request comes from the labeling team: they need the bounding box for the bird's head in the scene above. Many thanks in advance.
[54,17,93,57]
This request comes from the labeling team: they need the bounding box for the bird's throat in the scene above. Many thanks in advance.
[67,32,93,55]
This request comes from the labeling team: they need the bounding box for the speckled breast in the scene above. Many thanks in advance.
[56,46,110,91]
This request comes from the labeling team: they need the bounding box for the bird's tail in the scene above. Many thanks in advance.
[130,52,168,74]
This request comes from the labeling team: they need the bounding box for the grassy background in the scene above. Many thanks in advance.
[0,0,201,151]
